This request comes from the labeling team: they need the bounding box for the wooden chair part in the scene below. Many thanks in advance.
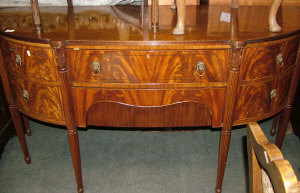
[247,122,300,193]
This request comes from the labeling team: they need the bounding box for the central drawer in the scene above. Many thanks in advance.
[69,49,229,83]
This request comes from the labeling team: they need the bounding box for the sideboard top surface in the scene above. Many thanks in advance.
[0,5,300,45]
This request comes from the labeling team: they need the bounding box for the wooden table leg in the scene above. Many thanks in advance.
[22,115,31,136]
[9,106,31,164]
[51,41,84,193]
[67,126,84,193]
[216,46,242,193]
[0,49,31,164]
[270,113,280,136]
[276,45,300,148]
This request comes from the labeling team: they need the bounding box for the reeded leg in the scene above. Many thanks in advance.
[215,127,232,193]
[172,0,185,35]
[67,127,84,193]
[22,115,31,136]
[9,106,31,164]
[269,0,283,32]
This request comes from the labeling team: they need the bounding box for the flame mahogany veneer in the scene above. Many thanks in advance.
[0,5,300,193]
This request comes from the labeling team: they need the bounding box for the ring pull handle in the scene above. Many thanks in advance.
[92,61,101,74]
[270,89,277,102]
[276,53,284,67]
[22,90,30,102]
[196,61,206,77]
[15,54,22,68]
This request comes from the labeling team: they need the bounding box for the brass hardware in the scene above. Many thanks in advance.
[92,61,101,74]
[15,54,22,67]
[22,90,30,102]
[276,53,283,67]
[9,47,18,52]
[196,61,206,76]
[270,89,277,101]
[147,54,150,59]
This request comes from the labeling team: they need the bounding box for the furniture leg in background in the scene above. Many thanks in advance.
[22,115,31,136]
[276,44,300,148]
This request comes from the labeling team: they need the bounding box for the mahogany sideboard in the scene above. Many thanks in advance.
[0,5,300,193]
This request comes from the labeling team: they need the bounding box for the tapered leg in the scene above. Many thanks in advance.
[22,115,31,136]
[67,127,84,193]
[9,106,31,164]
[172,0,185,35]
[216,127,232,193]
[269,0,283,32]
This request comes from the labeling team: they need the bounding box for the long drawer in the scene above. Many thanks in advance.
[69,49,229,83]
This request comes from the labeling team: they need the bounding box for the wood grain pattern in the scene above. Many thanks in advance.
[240,37,299,80]
[72,88,225,127]
[1,38,58,81]
[87,101,212,127]
[69,49,229,83]
[7,74,64,121]
[235,71,293,122]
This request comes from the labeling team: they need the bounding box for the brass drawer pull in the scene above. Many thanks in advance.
[197,61,206,77]
[276,53,283,67]
[9,47,19,52]
[15,54,22,67]
[270,89,277,101]
[22,90,30,102]
[92,61,101,74]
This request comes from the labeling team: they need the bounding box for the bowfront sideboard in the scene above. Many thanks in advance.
[0,5,299,193]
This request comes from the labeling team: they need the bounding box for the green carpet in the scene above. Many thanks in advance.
[0,118,299,193]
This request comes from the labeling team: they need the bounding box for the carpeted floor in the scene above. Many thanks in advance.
[0,118,299,193]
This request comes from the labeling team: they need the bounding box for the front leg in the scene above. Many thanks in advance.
[269,0,283,32]
[172,0,185,35]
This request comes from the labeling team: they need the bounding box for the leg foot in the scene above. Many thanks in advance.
[77,187,84,193]
[25,156,31,164]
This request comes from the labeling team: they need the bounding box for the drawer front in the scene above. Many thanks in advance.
[240,37,299,80]
[8,75,64,121]
[234,71,293,122]
[72,88,225,127]
[69,49,229,83]
[0,38,58,81]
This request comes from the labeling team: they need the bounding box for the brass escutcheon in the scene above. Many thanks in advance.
[270,89,277,101]
[22,90,30,102]
[197,61,206,77]
[15,54,22,67]
[276,53,283,67]
[92,61,101,74]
